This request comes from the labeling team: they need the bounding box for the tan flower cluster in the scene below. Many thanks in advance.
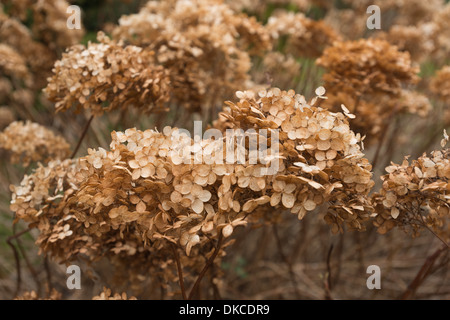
[317,39,419,97]
[260,51,301,89]
[0,121,71,166]
[376,25,435,63]
[112,0,271,112]
[45,32,171,116]
[14,289,62,300]
[266,11,341,59]
[317,39,422,144]
[431,66,450,103]
[11,88,374,295]
[371,135,450,241]
[27,0,84,51]
[92,288,137,300]
[0,8,55,89]
[0,106,14,130]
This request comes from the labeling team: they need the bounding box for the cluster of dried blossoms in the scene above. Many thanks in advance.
[0,121,71,166]
[317,39,425,144]
[371,133,449,241]
[45,32,170,116]
[11,88,374,295]
[112,0,271,112]
[14,289,62,300]
[92,288,137,300]
[0,1,84,114]
[431,66,450,126]
[266,11,340,59]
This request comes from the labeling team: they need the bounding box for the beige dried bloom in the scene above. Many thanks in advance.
[14,289,62,300]
[266,11,341,59]
[371,144,450,242]
[317,39,419,97]
[92,287,137,300]
[31,0,84,51]
[377,25,435,63]
[317,39,422,145]
[112,0,271,111]
[0,106,14,130]
[431,66,450,103]
[0,121,71,166]
[45,32,171,116]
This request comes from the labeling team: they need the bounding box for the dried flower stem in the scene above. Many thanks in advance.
[6,227,31,298]
[400,245,448,300]
[272,224,301,299]
[70,115,94,159]
[188,234,223,300]
[170,243,187,300]
[324,244,334,300]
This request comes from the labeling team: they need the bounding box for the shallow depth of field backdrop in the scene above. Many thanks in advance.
[0,0,449,300]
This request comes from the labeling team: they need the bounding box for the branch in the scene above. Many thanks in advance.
[170,243,187,300]
[188,234,223,300]
[70,115,94,159]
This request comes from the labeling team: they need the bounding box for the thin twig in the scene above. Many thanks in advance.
[400,245,447,300]
[6,227,32,298]
[170,243,187,300]
[324,244,334,300]
[43,256,53,292]
[188,234,223,300]
[272,224,301,299]
[70,115,94,159]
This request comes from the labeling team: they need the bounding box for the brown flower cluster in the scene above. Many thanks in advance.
[14,289,62,300]
[112,0,271,112]
[31,0,84,51]
[317,39,423,144]
[92,287,137,300]
[45,32,171,116]
[266,11,340,59]
[11,88,374,295]
[0,121,71,166]
[431,66,450,103]
[371,134,449,241]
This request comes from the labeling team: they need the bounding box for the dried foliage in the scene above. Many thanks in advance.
[371,134,449,242]
[112,0,271,112]
[45,32,170,116]
[0,121,71,166]
[317,39,425,144]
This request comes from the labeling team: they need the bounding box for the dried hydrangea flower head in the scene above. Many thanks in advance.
[0,8,56,89]
[0,106,14,130]
[266,11,341,59]
[371,133,450,242]
[26,0,84,51]
[45,32,171,116]
[14,289,62,300]
[112,0,271,112]
[12,88,374,296]
[0,121,71,166]
[376,25,435,63]
[317,39,423,144]
[317,39,419,97]
[431,66,450,103]
[216,87,374,233]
